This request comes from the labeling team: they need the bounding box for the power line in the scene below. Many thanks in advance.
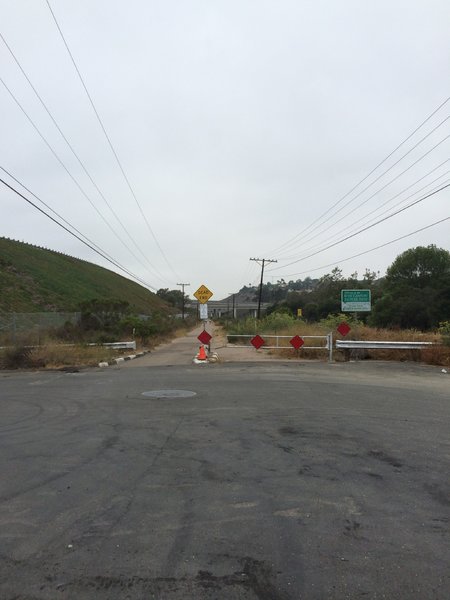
[0,74,173,286]
[268,183,450,271]
[0,175,159,292]
[0,31,173,285]
[273,123,450,258]
[321,161,450,246]
[278,161,450,261]
[1,164,123,267]
[267,95,450,256]
[235,259,260,293]
[276,216,450,279]
[249,258,277,318]
[314,173,450,256]
[45,0,180,281]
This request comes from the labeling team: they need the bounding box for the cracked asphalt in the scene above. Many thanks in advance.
[0,332,449,599]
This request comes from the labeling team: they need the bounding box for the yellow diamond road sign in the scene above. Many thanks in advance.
[194,284,213,304]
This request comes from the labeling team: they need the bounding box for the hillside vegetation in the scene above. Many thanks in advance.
[0,237,167,314]
[238,245,450,331]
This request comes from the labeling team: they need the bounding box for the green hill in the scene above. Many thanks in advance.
[0,237,168,314]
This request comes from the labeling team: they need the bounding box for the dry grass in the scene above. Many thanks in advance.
[241,322,449,366]
[31,344,118,368]
[419,344,450,367]
[0,344,120,369]
[0,325,193,370]
[331,325,448,365]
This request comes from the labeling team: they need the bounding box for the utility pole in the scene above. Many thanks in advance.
[249,258,277,319]
[228,293,236,319]
[177,283,190,320]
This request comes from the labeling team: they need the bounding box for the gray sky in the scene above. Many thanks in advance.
[1,0,449,300]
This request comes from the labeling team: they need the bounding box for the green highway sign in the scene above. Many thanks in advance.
[341,289,371,312]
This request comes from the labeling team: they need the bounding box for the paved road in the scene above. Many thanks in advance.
[124,322,275,366]
[1,335,449,599]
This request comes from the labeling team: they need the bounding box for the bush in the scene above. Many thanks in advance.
[421,344,450,366]
[54,320,83,342]
[0,346,42,369]
[259,312,296,333]
[319,313,364,331]
[303,302,319,322]
[438,321,450,347]
[51,309,182,345]
[227,313,297,336]
[226,317,258,336]
[94,333,118,344]
[119,317,158,343]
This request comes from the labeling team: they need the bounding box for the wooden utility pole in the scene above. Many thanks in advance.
[249,258,277,319]
[177,282,190,320]
[228,293,236,319]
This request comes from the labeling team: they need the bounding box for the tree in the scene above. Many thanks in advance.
[318,267,344,287]
[303,302,319,321]
[285,291,303,313]
[385,245,450,288]
[371,245,450,330]
[362,268,379,283]
[156,288,187,310]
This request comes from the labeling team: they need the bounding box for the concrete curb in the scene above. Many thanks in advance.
[98,350,150,368]
[209,352,220,363]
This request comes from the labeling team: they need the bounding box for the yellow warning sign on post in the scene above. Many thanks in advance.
[194,284,213,304]
[297,308,303,317]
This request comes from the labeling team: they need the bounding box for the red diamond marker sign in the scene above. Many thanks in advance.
[198,330,212,345]
[337,322,351,336]
[290,335,305,349]
[251,335,265,349]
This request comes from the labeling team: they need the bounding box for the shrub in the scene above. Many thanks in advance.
[1,346,40,369]
[259,312,296,333]
[227,317,258,336]
[319,313,364,331]
[438,321,450,347]
[421,344,450,367]
[54,320,83,342]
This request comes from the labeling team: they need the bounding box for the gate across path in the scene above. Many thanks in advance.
[226,333,333,361]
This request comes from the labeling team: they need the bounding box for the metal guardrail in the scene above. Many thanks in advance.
[225,335,435,363]
[91,341,137,350]
[227,334,333,361]
[1,341,137,351]
[336,340,434,350]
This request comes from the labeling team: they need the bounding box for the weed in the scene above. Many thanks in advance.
[0,346,39,369]
[223,317,447,365]
[31,344,116,368]
[421,344,450,367]
[438,321,450,347]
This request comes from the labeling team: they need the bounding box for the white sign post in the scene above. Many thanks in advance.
[199,303,208,320]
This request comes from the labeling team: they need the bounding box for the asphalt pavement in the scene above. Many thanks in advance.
[0,329,449,599]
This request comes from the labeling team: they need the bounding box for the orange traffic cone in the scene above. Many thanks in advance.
[197,345,207,361]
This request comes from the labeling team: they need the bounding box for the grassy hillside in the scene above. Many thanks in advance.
[0,237,168,314]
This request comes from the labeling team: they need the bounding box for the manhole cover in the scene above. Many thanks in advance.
[141,389,197,399]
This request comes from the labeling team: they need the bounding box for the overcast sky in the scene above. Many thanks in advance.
[1,0,449,300]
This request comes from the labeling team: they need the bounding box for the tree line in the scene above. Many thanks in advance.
[242,245,450,330]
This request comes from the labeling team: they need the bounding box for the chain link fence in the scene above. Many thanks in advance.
[0,313,81,346]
